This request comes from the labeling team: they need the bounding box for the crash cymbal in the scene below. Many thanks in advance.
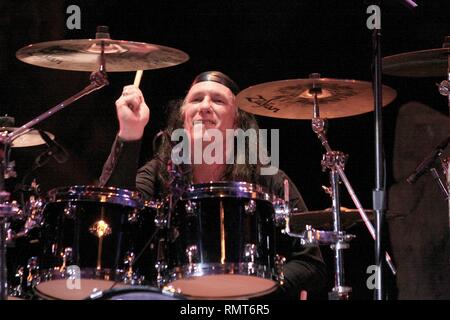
[1,127,55,148]
[16,39,189,72]
[289,207,374,231]
[383,47,450,77]
[236,78,396,119]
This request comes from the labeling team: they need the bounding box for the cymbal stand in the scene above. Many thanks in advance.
[328,73,398,266]
[310,73,397,274]
[309,73,353,299]
[0,33,109,300]
[285,73,397,298]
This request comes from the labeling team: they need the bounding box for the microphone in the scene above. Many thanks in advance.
[38,130,69,164]
[407,136,450,184]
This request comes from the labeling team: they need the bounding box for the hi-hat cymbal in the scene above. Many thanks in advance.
[236,78,396,119]
[16,39,189,72]
[289,207,374,231]
[383,47,450,77]
[1,127,55,148]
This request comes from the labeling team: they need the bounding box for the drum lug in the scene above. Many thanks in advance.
[122,252,144,285]
[155,260,168,288]
[185,245,199,274]
[244,200,257,215]
[184,201,198,216]
[63,202,77,219]
[9,266,25,297]
[273,199,290,227]
[153,238,168,287]
[26,257,40,287]
[274,254,286,283]
[154,211,168,229]
[124,251,135,269]
[243,243,259,263]
[127,209,139,223]
[59,247,73,271]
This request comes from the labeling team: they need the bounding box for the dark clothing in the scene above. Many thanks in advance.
[99,136,327,299]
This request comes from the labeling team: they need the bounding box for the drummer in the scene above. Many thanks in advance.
[99,71,327,299]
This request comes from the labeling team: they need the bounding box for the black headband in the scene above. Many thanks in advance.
[191,71,240,95]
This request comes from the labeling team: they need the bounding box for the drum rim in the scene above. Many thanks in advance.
[182,181,277,202]
[34,268,144,300]
[167,269,279,299]
[46,185,143,208]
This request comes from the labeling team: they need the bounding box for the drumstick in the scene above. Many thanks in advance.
[284,179,289,203]
[134,70,143,87]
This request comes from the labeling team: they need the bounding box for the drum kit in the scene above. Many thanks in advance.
[1,26,449,300]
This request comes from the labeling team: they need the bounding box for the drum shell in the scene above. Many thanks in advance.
[38,201,137,273]
[169,197,277,273]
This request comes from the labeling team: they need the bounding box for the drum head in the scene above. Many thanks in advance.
[35,278,128,300]
[169,274,278,299]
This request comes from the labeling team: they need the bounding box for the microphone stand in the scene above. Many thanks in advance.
[372,15,386,301]
[371,0,419,300]
[0,37,109,300]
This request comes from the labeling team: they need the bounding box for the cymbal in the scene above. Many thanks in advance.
[1,127,55,148]
[236,78,397,119]
[16,39,189,72]
[289,207,374,231]
[382,47,450,77]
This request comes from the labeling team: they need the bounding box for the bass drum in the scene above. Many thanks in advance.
[87,286,185,300]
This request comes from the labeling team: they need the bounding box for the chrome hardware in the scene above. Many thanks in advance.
[144,200,164,210]
[321,151,348,172]
[89,220,111,238]
[128,208,139,223]
[63,202,77,219]
[155,238,168,287]
[60,247,73,271]
[273,199,290,227]
[24,197,44,231]
[10,266,25,297]
[122,251,143,285]
[184,201,198,215]
[186,245,198,265]
[274,254,286,283]
[299,225,355,247]
[185,244,199,275]
[154,211,168,229]
[329,286,352,300]
[155,260,168,288]
[26,257,40,287]
[124,251,135,275]
[438,80,450,96]
[244,200,257,215]
[244,243,258,263]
